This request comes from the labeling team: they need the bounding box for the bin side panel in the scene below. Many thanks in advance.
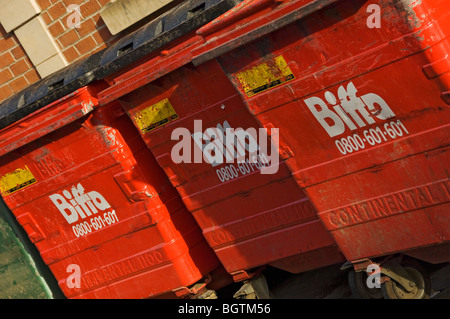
[119,60,345,276]
[213,0,450,262]
[0,92,220,298]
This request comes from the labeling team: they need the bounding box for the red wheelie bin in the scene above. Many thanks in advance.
[0,71,227,298]
[189,0,450,298]
[98,0,345,297]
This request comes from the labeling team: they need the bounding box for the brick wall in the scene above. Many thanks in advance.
[0,0,179,103]
[0,0,117,103]
[0,28,37,101]
[40,0,114,63]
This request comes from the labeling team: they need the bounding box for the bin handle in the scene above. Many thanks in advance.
[193,0,339,66]
[114,167,154,202]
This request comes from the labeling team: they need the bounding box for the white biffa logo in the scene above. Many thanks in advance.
[304,81,396,138]
[49,183,111,225]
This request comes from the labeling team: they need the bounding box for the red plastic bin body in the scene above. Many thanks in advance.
[103,48,345,278]
[0,85,222,298]
[190,0,450,263]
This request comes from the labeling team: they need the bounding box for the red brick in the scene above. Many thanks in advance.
[10,59,31,77]
[57,29,80,48]
[0,52,14,69]
[24,69,41,84]
[80,1,101,18]
[74,36,96,55]
[0,69,13,84]
[91,13,105,28]
[91,30,104,47]
[76,17,96,38]
[63,46,80,63]
[36,0,52,10]
[92,26,113,46]
[0,36,17,52]
[48,2,67,20]
[48,20,65,38]
[9,76,29,93]
[41,11,53,25]
[0,85,13,102]
[11,45,27,60]
[62,0,84,6]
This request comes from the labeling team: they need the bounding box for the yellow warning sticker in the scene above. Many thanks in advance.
[0,166,37,196]
[133,98,179,134]
[236,55,295,97]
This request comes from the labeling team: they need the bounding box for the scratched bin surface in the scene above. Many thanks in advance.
[103,47,345,279]
[190,0,450,263]
[0,85,222,299]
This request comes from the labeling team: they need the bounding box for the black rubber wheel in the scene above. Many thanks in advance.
[381,260,431,299]
[348,269,383,299]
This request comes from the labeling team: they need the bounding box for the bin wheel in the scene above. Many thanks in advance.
[233,274,272,299]
[348,269,383,299]
[196,289,218,299]
[381,260,430,299]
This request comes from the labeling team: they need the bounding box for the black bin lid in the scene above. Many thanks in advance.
[95,0,241,79]
[0,0,241,131]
